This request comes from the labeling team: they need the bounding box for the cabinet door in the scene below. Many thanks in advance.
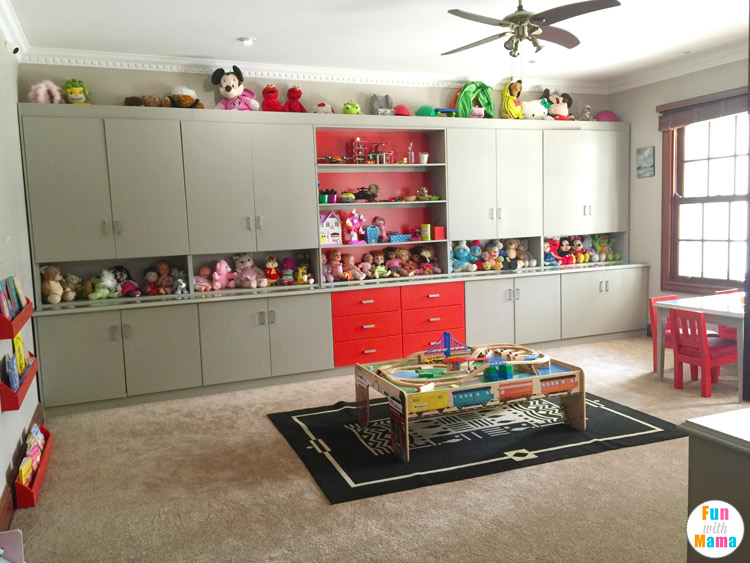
[105,119,189,258]
[497,130,543,238]
[23,117,115,262]
[182,122,256,254]
[268,294,334,376]
[561,271,609,338]
[543,130,596,235]
[36,312,126,406]
[447,129,497,241]
[251,124,318,251]
[121,305,202,395]
[603,268,648,333]
[465,278,515,344]
[590,130,629,233]
[514,275,561,344]
[199,300,271,385]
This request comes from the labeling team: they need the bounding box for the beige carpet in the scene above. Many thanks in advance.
[10,337,744,562]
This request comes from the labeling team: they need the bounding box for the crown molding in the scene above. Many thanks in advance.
[0,0,28,53]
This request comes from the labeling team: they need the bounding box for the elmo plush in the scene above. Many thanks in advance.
[282,86,306,113]
[262,85,283,112]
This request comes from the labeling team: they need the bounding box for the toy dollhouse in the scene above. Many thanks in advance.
[320,211,343,245]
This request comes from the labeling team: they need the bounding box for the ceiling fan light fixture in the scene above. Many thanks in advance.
[238,37,256,46]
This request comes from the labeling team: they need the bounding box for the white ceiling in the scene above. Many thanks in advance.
[3,0,749,93]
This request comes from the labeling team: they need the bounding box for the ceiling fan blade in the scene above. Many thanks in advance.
[535,25,580,49]
[441,32,510,56]
[448,9,511,27]
[530,0,620,26]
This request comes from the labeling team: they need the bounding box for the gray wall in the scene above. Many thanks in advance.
[609,59,749,300]
[0,32,39,490]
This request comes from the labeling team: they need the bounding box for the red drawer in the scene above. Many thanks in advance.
[331,287,401,317]
[333,311,401,342]
[334,335,403,367]
[401,282,464,310]
[401,304,465,334]
[403,327,467,357]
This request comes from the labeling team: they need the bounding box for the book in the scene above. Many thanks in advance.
[13,334,26,375]
[0,290,10,321]
[5,276,20,315]
[4,353,20,392]
[1,280,15,318]
[12,276,27,309]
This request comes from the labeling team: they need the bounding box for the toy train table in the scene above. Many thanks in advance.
[355,332,586,462]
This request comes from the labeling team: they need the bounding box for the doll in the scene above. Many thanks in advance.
[396,248,416,276]
[409,249,423,276]
[111,265,141,297]
[328,250,346,280]
[358,253,374,278]
[543,240,560,266]
[372,216,388,243]
[557,237,575,264]
[370,250,390,278]
[320,252,334,283]
[194,265,213,292]
[156,261,174,294]
[417,246,442,274]
[143,267,161,295]
[280,257,296,285]
[264,256,280,285]
[342,254,366,280]
[468,240,484,271]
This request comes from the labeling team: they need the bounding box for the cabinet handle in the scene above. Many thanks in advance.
[605,280,610,292]
[269,310,276,324]
[427,294,440,298]
[361,299,374,304]
[490,208,495,220]
[113,220,123,235]
[259,311,266,325]
[589,205,593,216]
[256,215,264,230]
[515,288,520,300]
[429,317,441,322]
[497,207,503,220]
[362,324,375,329]
[599,280,604,292]
[122,323,132,339]
[109,325,120,340]
[507,288,513,301]
[363,349,377,354]
[583,205,588,216]
[101,220,111,236]
[246,216,255,230]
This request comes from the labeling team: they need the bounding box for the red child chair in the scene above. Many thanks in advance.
[714,288,739,340]
[669,308,737,398]
[649,295,677,372]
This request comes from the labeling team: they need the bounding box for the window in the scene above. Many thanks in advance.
[659,89,749,293]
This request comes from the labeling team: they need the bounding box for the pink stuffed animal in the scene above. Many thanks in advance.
[211,65,259,111]
[28,80,64,104]
[233,253,268,288]
[212,259,237,290]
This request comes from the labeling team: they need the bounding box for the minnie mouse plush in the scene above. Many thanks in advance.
[211,65,259,111]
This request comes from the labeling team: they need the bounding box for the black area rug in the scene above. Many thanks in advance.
[268,394,685,504]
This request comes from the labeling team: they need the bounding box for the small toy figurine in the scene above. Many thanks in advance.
[193,265,213,292]
[264,256,280,285]
[111,265,141,297]
[342,101,361,115]
[342,254,366,280]
[143,267,161,295]
[327,250,347,280]
[353,184,379,202]
[345,210,367,244]
[62,78,90,104]
[211,65,259,111]
[320,252,334,283]
[358,253,374,278]
[212,259,237,290]
[282,86,306,112]
[261,85,283,112]
[370,250,390,278]
[280,257,296,285]
[156,261,174,294]
[372,216,388,242]
[417,186,430,201]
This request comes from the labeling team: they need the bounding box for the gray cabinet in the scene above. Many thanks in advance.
[513,275,561,344]
[496,130,543,238]
[121,305,202,395]
[465,278,515,344]
[105,119,189,258]
[199,299,272,385]
[182,121,257,254]
[561,268,647,338]
[36,312,126,407]
[23,117,116,262]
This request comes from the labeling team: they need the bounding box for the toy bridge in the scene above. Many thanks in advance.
[422,331,472,360]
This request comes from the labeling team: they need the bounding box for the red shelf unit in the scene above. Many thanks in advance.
[0,353,38,412]
[0,298,33,339]
[15,425,53,509]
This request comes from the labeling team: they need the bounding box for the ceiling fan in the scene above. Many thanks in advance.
[442,0,621,58]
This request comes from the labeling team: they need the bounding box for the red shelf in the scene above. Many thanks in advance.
[15,425,53,509]
[0,298,33,339]
[0,353,38,412]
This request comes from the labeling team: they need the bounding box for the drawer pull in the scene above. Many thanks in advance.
[361,299,374,304]
[362,324,375,329]
[428,293,440,298]
[363,349,377,354]
[429,317,441,322]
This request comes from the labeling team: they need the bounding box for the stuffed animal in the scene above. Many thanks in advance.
[452,241,478,272]
[518,240,538,268]
[162,87,204,109]
[416,105,436,117]
[500,80,523,119]
[521,98,553,120]
[264,257,280,285]
[213,259,238,290]
[295,265,314,285]
[470,107,485,118]
[578,104,594,121]
[543,240,560,266]
[582,235,600,262]
[261,85,283,112]
[28,80,64,104]
[557,237,576,264]
[60,273,81,301]
[212,65,259,111]
[280,257,296,285]
[467,240,484,270]
[111,265,142,297]
[173,279,189,294]
[313,102,334,113]
[342,101,361,115]
[193,265,213,292]
[592,234,622,262]
[455,81,494,118]
[40,265,66,304]
[570,236,589,263]
[418,246,441,274]
[232,253,266,288]
[502,238,523,270]
[482,241,504,271]
[371,94,394,115]
[87,276,119,300]
[393,104,410,116]
[124,95,161,107]
[281,86,306,112]
[540,89,573,120]
[62,79,90,104]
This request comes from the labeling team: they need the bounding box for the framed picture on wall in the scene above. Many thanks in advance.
[636,146,655,178]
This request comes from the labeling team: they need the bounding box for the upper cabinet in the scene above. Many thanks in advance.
[496,129,543,238]
[543,129,628,236]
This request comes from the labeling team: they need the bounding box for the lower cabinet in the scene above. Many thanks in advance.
[199,293,334,385]
[464,278,515,344]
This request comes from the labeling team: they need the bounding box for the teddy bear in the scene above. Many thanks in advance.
[213,259,238,290]
[231,254,267,288]
[40,265,68,304]
[124,95,161,107]
[518,239,538,268]
[500,80,523,119]
[261,85,283,112]
[282,86,306,112]
[162,87,204,109]
[502,238,523,270]
[211,65,259,111]
[60,272,82,301]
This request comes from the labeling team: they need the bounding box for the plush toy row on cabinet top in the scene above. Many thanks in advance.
[27,69,619,122]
